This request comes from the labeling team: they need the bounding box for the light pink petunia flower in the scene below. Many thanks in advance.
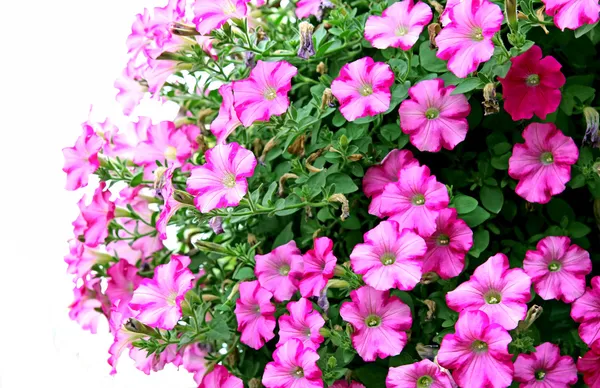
[69,284,104,334]
[133,121,194,174]
[278,298,325,350]
[62,124,104,191]
[199,365,243,388]
[523,236,591,303]
[76,183,116,247]
[514,342,578,387]
[193,0,249,35]
[364,0,432,50]
[115,64,148,116]
[211,84,242,144]
[262,339,323,388]
[387,359,454,388]
[181,344,207,385]
[508,122,579,204]
[571,276,600,349]
[130,343,183,375]
[578,348,600,388]
[296,0,334,20]
[350,220,427,291]
[330,381,365,388]
[106,260,142,310]
[542,0,600,30]
[233,60,297,127]
[186,142,257,213]
[129,255,195,330]
[363,149,419,217]
[498,45,566,121]
[254,240,304,302]
[157,168,192,240]
[300,237,337,298]
[340,286,412,361]
[107,309,145,374]
[421,208,473,279]
[379,165,450,236]
[331,57,395,122]
[399,79,471,152]
[435,0,504,78]
[446,253,531,330]
[437,310,513,388]
[234,280,276,350]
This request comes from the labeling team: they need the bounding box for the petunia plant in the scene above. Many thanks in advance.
[62,0,600,386]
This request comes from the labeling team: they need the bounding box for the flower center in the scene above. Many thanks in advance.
[223,0,238,14]
[548,260,561,272]
[166,291,178,306]
[412,194,426,206]
[472,340,488,353]
[437,234,450,246]
[264,87,277,101]
[484,291,502,304]
[164,146,177,161]
[526,74,540,86]
[293,367,304,378]
[365,314,382,328]
[472,27,484,41]
[425,108,440,120]
[540,152,554,165]
[395,26,408,36]
[417,375,434,388]
[279,264,291,276]
[359,84,373,96]
[222,173,236,188]
[535,370,546,381]
[380,252,396,266]
[253,304,261,315]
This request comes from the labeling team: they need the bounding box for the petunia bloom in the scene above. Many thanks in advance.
[387,359,454,388]
[340,286,412,361]
[254,240,304,302]
[106,260,142,310]
[523,236,591,303]
[446,253,531,330]
[363,149,419,217]
[508,122,578,204]
[234,280,276,350]
[300,237,337,298]
[578,348,600,388]
[571,276,600,349]
[156,167,193,240]
[350,220,427,291]
[262,339,323,388]
[437,310,513,388]
[133,121,194,174]
[364,0,432,50]
[181,344,207,385]
[542,0,600,30]
[399,79,471,152]
[199,365,243,388]
[380,165,450,236]
[296,0,334,20]
[421,208,473,279]
[187,142,257,213]
[76,183,116,247]
[62,124,104,191]
[193,0,249,35]
[278,298,325,350]
[498,45,566,121]
[331,381,365,388]
[514,342,578,387]
[129,255,194,330]
[331,57,394,122]
[435,0,504,78]
[233,60,297,127]
[211,84,242,144]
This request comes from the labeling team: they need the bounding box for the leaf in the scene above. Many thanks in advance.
[461,206,491,227]
[568,221,591,238]
[547,198,575,224]
[451,195,479,214]
[332,111,346,127]
[480,185,504,213]
[385,81,410,113]
[575,22,598,38]
[205,315,231,342]
[419,41,448,73]
[326,173,359,194]
[130,172,144,187]
[233,266,255,280]
[272,222,294,249]
[380,123,401,141]
[469,229,490,258]
[262,182,278,207]
[451,78,483,95]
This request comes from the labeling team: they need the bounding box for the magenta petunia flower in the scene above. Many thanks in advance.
[193,0,249,35]
[578,348,600,388]
[133,121,194,174]
[233,60,297,127]
[187,142,257,213]
[387,359,453,388]
[106,260,142,310]
[350,220,426,291]
[399,79,471,152]
[542,0,600,30]
[296,0,333,20]
[300,237,337,298]
[523,236,591,303]
[199,365,243,388]
[157,167,190,240]
[446,253,531,330]
[331,56,395,122]
[211,84,242,144]
[435,0,503,78]
[514,342,578,387]
[129,255,195,330]
[262,339,323,388]
[254,240,304,302]
[380,165,450,236]
[330,381,365,388]
[76,183,116,247]
[234,280,276,350]
[421,208,473,279]
[571,276,600,349]
[363,149,419,217]
[181,344,207,385]
[437,310,513,388]
[498,45,566,121]
[340,286,412,361]
[508,122,579,204]
[278,298,325,350]
[63,124,103,191]
[364,0,432,50]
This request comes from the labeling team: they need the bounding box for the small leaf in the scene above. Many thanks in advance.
[568,221,591,238]
[272,222,294,249]
[451,78,482,95]
[326,173,359,194]
[233,266,255,280]
[451,195,478,214]
[419,41,448,73]
[380,123,401,141]
[130,172,144,187]
[480,185,504,213]
[461,206,491,227]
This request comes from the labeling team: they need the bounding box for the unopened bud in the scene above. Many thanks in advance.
[208,217,224,234]
[153,167,168,196]
[202,294,220,302]
[227,282,241,301]
[170,21,200,36]
[125,318,155,335]
[339,135,349,148]
[327,279,350,289]
[333,325,343,332]
[482,83,500,116]
[318,287,330,312]
[584,107,600,147]
[252,138,263,155]
[173,189,195,205]
[316,62,327,75]
[278,173,299,197]
[298,22,316,60]
[114,206,134,218]
[505,0,518,32]
[334,264,346,277]
[517,305,543,333]
[248,378,262,388]
[248,233,258,245]
[321,88,336,110]
[423,299,436,321]
[328,194,350,221]
[420,271,440,284]
[288,134,306,156]
[327,356,337,369]
[428,23,441,49]
[319,327,331,337]
[347,154,363,162]
[245,51,256,69]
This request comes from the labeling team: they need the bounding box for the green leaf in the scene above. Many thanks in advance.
[205,315,231,342]
[451,195,479,214]
[262,182,278,207]
[480,185,504,213]
[380,123,401,141]
[547,198,575,224]
[568,221,592,238]
[470,229,490,258]
[233,266,255,280]
[326,173,359,194]
[419,41,448,73]
[130,172,144,187]
[332,111,346,127]
[461,206,491,227]
[452,78,483,95]
[272,222,294,249]
[385,81,410,113]
[575,22,598,38]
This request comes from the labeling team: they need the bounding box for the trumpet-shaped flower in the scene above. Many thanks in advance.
[62,124,104,191]
[331,382,365,388]
[133,121,194,173]
[514,342,578,387]
[106,260,142,310]
[542,0,600,30]
[296,0,333,20]
[157,168,192,240]
[300,237,337,298]
[571,276,600,349]
[199,365,243,388]
[255,240,304,302]
[234,280,276,350]
[262,339,323,388]
[578,348,600,388]
[211,84,241,144]
[278,298,325,350]
[193,0,249,35]
[76,183,115,247]
[387,359,453,388]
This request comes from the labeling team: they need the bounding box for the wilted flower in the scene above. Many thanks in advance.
[298,21,316,59]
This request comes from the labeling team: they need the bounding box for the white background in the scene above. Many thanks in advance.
[0,1,196,386]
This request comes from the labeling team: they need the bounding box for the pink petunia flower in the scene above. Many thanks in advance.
[76,183,116,247]
[330,381,365,388]
[234,280,276,350]
[578,348,600,388]
[65,240,108,281]
[193,0,249,35]
[186,142,257,213]
[296,0,334,20]
[523,236,591,303]
[331,57,395,122]
[199,365,243,388]
[133,121,194,174]
[130,343,182,375]
[446,253,531,330]
[379,165,450,236]
[435,0,503,78]
[278,298,325,350]
[157,167,193,240]
[233,60,297,127]
[437,310,513,388]
[262,339,323,388]
[542,0,600,30]
[350,220,427,291]
[62,124,104,191]
[421,208,473,279]
[255,240,304,302]
[106,260,142,310]
[508,122,579,204]
[107,309,145,374]
[439,0,461,25]
[211,84,242,144]
[339,286,412,361]
[364,0,432,50]
[514,342,578,387]
[114,65,148,116]
[300,237,337,298]
[387,359,454,388]
[181,344,207,385]
[571,276,600,349]
[129,255,195,330]
[399,79,471,152]
[363,149,419,217]
[69,284,104,334]
[143,59,181,95]
[498,45,566,121]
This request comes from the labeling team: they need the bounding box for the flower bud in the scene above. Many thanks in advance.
[327,356,337,369]
[173,189,195,205]
[428,23,441,49]
[321,88,336,109]
[318,287,330,312]
[208,217,224,234]
[517,305,543,333]
[170,21,200,36]
[482,83,500,116]
[584,107,600,147]
[248,378,262,388]
[298,22,316,60]
[328,194,350,221]
[245,51,256,69]
[316,62,327,75]
[125,318,155,336]
[327,279,350,288]
[319,327,331,337]
[505,0,518,32]
[339,135,349,148]
[420,271,440,284]
[347,154,363,162]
